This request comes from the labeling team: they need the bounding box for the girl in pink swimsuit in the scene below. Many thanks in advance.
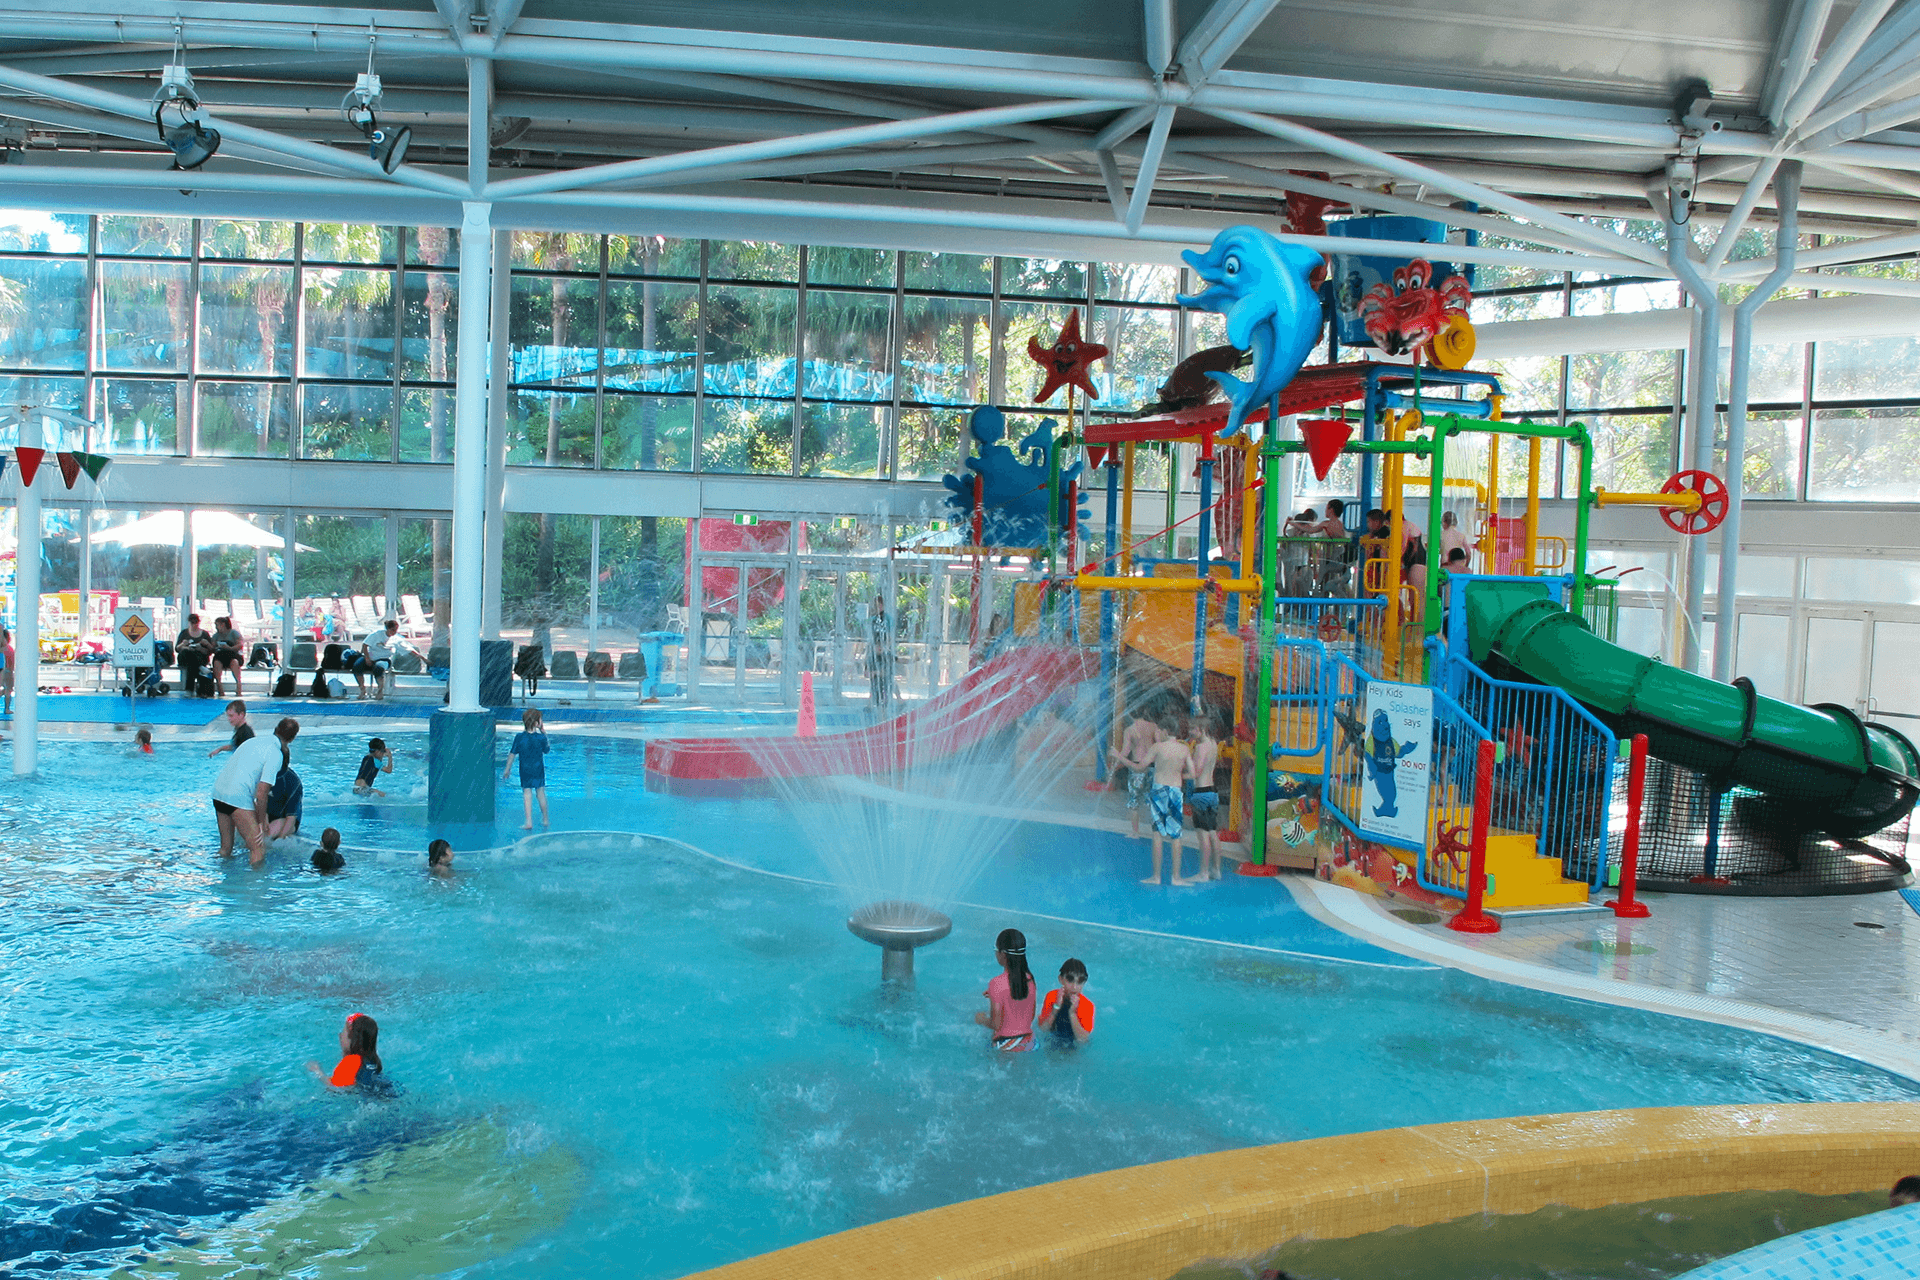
[974,927,1037,1051]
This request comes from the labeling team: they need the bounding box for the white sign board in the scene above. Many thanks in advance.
[1358,679,1433,846]
[112,606,155,667]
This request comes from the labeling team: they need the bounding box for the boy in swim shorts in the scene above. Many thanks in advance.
[1112,711,1162,838]
[1141,716,1193,885]
[1188,712,1223,881]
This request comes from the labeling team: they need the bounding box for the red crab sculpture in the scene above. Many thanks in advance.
[1358,258,1470,359]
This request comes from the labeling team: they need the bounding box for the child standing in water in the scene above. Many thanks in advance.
[1142,717,1194,885]
[1112,710,1163,839]
[503,709,551,830]
[973,927,1036,1051]
[1188,712,1223,881]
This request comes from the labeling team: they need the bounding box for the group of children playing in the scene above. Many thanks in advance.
[304,828,453,877]
[974,927,1095,1052]
[1111,703,1226,886]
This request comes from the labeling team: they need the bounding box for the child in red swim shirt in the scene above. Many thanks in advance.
[305,1012,399,1095]
[1039,958,1095,1047]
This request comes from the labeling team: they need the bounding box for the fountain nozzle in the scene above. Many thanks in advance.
[847,900,952,986]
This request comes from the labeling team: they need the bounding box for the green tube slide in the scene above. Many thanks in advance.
[1463,581,1920,840]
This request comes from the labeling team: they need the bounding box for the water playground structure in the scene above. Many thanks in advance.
[649,220,1920,927]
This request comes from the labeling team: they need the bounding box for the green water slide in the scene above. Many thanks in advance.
[1463,581,1920,840]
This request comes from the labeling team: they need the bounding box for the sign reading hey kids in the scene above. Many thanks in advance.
[1358,680,1432,846]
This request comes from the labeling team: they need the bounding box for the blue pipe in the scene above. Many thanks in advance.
[1191,446,1213,717]
[1097,460,1118,783]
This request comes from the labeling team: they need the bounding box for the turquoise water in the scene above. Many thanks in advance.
[4,732,1918,1277]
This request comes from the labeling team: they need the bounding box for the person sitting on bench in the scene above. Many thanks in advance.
[176,615,215,696]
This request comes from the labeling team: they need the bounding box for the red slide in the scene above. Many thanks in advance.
[645,645,1095,789]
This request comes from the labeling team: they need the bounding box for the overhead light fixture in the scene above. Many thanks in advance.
[343,34,411,176]
[152,52,220,171]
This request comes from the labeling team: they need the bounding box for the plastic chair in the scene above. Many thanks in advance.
[548,651,581,681]
[616,652,647,680]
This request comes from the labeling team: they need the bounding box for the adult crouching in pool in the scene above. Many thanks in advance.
[212,716,299,866]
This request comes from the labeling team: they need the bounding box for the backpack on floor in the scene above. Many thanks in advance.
[195,674,216,698]
[273,672,296,698]
[328,678,346,700]
[310,670,330,698]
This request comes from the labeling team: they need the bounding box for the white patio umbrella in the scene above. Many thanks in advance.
[91,510,316,552]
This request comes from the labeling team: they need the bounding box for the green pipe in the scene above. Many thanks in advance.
[1571,424,1593,618]
[1464,581,1920,839]
[1249,422,1282,867]
[1424,423,1447,670]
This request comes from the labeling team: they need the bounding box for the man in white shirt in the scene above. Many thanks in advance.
[213,716,299,865]
[353,619,413,701]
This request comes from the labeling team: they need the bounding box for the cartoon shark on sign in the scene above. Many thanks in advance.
[1174,225,1327,439]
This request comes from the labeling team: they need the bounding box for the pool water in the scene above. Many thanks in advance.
[4,733,1919,1277]
[1173,1188,1890,1280]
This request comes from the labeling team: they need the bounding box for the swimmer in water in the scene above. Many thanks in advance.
[311,827,344,873]
[306,1012,397,1095]
[134,728,153,754]
[1038,957,1095,1047]
[427,838,453,877]
[973,927,1036,1051]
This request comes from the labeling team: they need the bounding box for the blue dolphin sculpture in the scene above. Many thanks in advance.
[1175,225,1326,439]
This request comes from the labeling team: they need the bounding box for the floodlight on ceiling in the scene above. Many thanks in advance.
[343,34,412,176]
[151,60,220,171]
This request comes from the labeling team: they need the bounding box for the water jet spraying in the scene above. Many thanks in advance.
[846,900,952,986]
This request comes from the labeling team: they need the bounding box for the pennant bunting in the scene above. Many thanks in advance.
[14,446,44,486]
[78,452,110,483]
[55,451,81,489]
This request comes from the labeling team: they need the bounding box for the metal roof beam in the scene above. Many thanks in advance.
[0,58,468,194]
[1776,0,1901,129]
[484,97,1121,199]
[1174,0,1284,83]
[1124,104,1174,232]
[1200,107,1669,268]
[1143,0,1174,77]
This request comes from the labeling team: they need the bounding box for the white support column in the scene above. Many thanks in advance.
[384,514,400,620]
[281,507,296,662]
[448,200,493,711]
[14,412,40,775]
[483,225,511,640]
[1667,229,1721,674]
[1711,164,1801,683]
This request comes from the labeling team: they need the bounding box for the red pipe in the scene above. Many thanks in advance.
[970,474,986,649]
[1606,734,1652,918]
[1065,479,1079,575]
[1447,738,1500,933]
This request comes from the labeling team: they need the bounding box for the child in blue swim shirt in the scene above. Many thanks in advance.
[503,708,550,830]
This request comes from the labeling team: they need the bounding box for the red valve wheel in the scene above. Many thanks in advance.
[1658,469,1729,535]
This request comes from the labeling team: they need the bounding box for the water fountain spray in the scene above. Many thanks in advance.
[846,900,952,987]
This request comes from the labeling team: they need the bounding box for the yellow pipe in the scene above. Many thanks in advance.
[1239,435,1257,576]
[1524,435,1541,576]
[1076,575,1259,593]
[1593,487,1703,512]
[1482,432,1500,569]
[1120,442,1135,577]
[1383,408,1406,680]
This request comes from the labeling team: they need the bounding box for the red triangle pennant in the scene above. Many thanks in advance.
[1299,418,1353,482]
[55,451,80,489]
[14,446,44,486]
[1085,445,1111,471]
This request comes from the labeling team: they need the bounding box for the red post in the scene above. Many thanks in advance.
[1606,734,1652,918]
[1448,738,1500,933]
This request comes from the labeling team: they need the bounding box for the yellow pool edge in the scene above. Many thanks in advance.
[686,1102,1920,1280]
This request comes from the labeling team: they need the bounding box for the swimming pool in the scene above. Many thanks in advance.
[4,731,1918,1276]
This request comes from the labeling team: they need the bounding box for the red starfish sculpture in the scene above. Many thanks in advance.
[1025,311,1107,402]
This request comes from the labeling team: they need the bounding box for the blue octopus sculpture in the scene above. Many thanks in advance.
[940,406,1088,550]
[1175,225,1326,439]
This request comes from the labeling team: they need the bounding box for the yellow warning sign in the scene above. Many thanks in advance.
[119,614,150,644]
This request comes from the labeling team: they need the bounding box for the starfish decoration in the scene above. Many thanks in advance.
[1025,311,1108,402]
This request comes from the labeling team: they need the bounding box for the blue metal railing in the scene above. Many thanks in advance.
[1429,639,1621,888]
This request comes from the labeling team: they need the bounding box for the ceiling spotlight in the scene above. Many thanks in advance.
[152,63,220,171]
[343,48,412,176]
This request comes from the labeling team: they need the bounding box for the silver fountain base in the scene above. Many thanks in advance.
[847,900,953,986]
